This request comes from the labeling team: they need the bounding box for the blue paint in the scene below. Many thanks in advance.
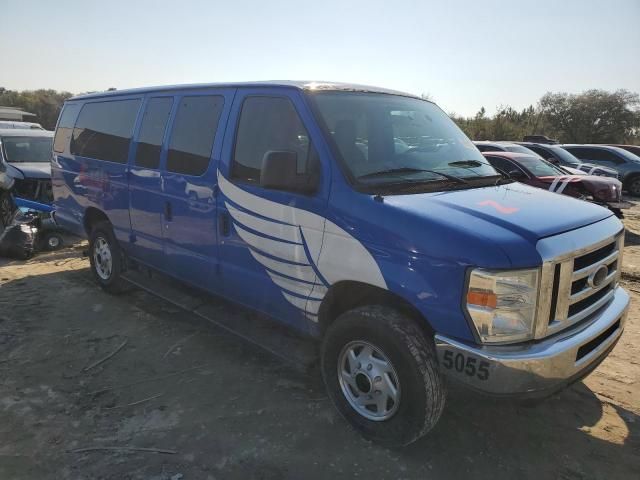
[52,81,619,343]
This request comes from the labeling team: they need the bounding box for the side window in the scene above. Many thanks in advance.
[527,145,549,159]
[53,103,81,153]
[600,150,625,164]
[232,96,314,183]
[570,147,622,164]
[487,156,523,176]
[565,147,588,159]
[134,97,173,169]
[166,95,224,176]
[71,99,141,163]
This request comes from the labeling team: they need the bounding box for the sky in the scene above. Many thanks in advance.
[2,0,639,116]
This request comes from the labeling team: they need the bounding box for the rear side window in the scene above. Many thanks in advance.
[232,96,312,183]
[526,145,551,159]
[53,104,80,153]
[71,99,141,163]
[486,156,520,175]
[566,147,622,163]
[166,95,224,176]
[134,97,173,169]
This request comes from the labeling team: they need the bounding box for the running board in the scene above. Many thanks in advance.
[121,266,318,372]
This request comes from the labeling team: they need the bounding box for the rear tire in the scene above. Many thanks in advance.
[88,221,126,293]
[321,306,446,446]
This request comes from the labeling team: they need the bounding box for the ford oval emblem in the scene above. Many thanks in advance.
[588,264,609,288]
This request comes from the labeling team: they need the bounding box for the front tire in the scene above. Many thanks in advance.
[321,306,446,446]
[42,232,64,251]
[626,176,640,197]
[88,221,126,293]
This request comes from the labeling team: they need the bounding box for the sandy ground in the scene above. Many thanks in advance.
[0,205,639,480]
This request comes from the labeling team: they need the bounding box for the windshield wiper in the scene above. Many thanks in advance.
[358,167,468,184]
[448,160,485,168]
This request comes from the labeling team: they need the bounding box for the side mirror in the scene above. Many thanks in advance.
[547,157,560,165]
[260,150,318,194]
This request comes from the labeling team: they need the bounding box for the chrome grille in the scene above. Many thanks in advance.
[537,233,623,338]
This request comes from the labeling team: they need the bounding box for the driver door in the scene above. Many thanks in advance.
[216,89,329,332]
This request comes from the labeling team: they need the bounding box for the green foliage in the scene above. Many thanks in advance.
[452,89,640,145]
[0,88,73,130]
[539,89,640,143]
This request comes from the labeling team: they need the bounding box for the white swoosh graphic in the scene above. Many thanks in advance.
[217,171,386,322]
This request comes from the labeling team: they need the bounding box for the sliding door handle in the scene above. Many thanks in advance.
[164,201,173,221]
[220,212,230,236]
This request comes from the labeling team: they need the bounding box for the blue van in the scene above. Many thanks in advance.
[52,82,629,446]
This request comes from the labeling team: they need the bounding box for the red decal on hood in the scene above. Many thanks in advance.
[478,200,519,214]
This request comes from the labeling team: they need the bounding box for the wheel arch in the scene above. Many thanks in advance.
[83,207,111,235]
[318,281,434,338]
[623,172,640,190]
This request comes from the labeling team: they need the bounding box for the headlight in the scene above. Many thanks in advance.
[466,268,539,344]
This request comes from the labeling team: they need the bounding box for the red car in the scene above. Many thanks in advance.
[483,152,630,217]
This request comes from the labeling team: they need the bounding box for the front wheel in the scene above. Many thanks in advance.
[42,232,64,251]
[626,176,640,197]
[88,221,126,293]
[321,306,446,446]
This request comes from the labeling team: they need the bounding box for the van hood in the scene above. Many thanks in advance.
[6,162,51,180]
[385,182,612,244]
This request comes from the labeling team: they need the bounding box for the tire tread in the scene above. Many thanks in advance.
[321,305,446,446]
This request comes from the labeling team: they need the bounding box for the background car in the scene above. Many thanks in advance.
[0,121,44,130]
[561,144,640,196]
[522,135,558,144]
[475,141,599,177]
[483,151,629,217]
[473,140,540,155]
[608,144,640,157]
[0,129,54,204]
[517,142,619,178]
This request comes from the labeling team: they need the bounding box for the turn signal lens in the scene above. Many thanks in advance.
[467,291,497,309]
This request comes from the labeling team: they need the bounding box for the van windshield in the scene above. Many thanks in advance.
[2,136,53,163]
[309,92,499,190]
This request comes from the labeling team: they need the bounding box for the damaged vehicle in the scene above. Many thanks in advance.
[0,179,37,259]
[0,128,54,205]
[52,82,630,446]
[483,151,629,217]
[0,141,63,258]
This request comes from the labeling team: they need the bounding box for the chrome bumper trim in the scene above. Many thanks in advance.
[435,287,629,396]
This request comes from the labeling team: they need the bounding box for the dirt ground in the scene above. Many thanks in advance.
[1,204,639,480]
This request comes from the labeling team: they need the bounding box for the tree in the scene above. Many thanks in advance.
[449,89,640,145]
[0,88,73,130]
[538,89,640,143]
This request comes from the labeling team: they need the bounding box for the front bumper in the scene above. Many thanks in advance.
[435,287,629,397]
[604,200,633,210]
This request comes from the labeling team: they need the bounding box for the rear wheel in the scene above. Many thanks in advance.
[88,221,126,293]
[321,306,446,446]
